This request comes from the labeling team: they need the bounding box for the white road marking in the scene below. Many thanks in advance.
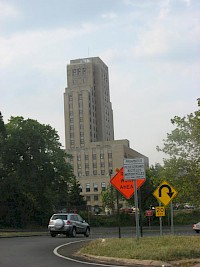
[53,239,127,267]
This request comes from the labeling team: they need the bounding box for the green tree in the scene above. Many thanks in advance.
[0,112,6,139]
[0,112,7,201]
[101,186,116,213]
[0,116,76,227]
[67,178,87,211]
[157,99,200,205]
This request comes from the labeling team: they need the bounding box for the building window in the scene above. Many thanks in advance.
[93,170,97,175]
[108,162,113,168]
[82,68,86,74]
[85,163,89,169]
[85,154,89,160]
[100,162,105,167]
[79,185,82,192]
[94,184,98,192]
[78,164,81,169]
[80,139,84,145]
[86,171,89,176]
[100,153,104,159]
[92,154,96,160]
[101,170,105,175]
[86,196,91,201]
[101,182,106,191]
[93,163,97,168]
[78,171,82,177]
[94,195,98,201]
[108,153,112,159]
[86,183,90,192]
[72,69,77,76]
[77,155,81,161]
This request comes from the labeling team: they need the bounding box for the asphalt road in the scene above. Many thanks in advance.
[0,226,196,267]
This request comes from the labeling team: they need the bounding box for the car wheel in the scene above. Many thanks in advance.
[195,230,200,233]
[84,227,90,237]
[50,232,56,237]
[71,227,76,237]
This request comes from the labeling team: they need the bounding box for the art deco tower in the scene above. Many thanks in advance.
[64,57,114,150]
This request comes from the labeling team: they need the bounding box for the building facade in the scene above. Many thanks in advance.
[64,57,149,211]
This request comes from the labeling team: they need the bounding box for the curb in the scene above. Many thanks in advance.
[76,252,173,267]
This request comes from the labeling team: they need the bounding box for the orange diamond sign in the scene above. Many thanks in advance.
[110,167,146,199]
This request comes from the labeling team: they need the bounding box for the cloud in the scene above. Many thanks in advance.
[101,12,118,19]
[0,23,97,69]
[132,26,169,58]
[0,1,20,19]
[182,0,191,6]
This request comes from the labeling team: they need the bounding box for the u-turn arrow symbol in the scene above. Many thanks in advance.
[158,184,174,198]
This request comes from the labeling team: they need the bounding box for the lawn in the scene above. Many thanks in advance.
[80,236,200,263]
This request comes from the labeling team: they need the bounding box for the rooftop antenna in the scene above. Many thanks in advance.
[88,47,90,57]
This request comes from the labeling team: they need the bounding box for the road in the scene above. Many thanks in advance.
[0,226,196,267]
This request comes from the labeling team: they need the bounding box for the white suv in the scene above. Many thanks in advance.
[48,213,90,238]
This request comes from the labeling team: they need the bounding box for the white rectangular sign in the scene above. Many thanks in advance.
[124,158,145,180]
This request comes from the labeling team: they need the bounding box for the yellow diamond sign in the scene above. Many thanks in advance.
[153,180,178,206]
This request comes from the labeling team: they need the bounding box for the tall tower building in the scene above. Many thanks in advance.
[64,57,114,150]
[64,57,149,211]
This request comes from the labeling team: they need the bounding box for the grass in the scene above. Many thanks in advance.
[0,231,48,237]
[80,236,200,262]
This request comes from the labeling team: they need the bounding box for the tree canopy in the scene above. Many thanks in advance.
[156,99,200,205]
[0,116,86,227]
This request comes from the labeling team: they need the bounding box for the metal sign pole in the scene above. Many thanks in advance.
[138,188,143,237]
[134,180,140,240]
[170,200,174,235]
[159,202,163,236]
[116,190,121,238]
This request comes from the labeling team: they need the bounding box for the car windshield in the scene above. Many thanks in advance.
[52,214,68,220]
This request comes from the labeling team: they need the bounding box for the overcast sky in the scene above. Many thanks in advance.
[1,0,199,166]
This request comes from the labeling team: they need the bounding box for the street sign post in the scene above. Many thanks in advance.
[123,158,146,240]
[145,210,154,228]
[153,180,178,235]
[110,165,146,240]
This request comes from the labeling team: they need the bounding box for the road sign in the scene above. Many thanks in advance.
[153,180,178,206]
[155,206,165,217]
[110,167,145,199]
[124,158,146,180]
[145,210,153,217]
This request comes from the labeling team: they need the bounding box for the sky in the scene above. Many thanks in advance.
[0,0,199,166]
